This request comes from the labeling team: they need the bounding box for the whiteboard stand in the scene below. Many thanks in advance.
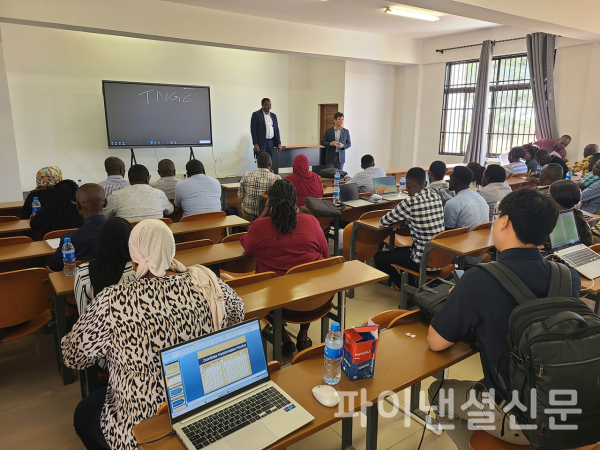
[130,148,137,167]
[189,147,196,161]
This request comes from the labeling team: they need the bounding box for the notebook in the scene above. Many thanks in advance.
[159,319,313,450]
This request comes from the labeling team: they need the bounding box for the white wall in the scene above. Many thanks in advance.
[343,60,395,176]
[0,23,345,190]
[0,40,22,201]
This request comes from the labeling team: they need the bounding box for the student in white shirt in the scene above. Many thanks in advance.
[478,164,512,221]
[346,154,386,193]
[427,160,453,203]
[150,159,178,199]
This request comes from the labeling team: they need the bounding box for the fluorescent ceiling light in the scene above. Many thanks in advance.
[385,7,440,21]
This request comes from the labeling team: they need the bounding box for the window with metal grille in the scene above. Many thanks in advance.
[439,53,535,157]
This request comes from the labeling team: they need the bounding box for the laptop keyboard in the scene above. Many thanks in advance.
[562,248,600,268]
[181,387,290,449]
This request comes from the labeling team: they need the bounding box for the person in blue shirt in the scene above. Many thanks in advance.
[174,159,222,217]
[503,146,528,177]
[427,189,580,450]
[52,183,107,270]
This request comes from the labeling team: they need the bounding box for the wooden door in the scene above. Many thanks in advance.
[319,104,338,141]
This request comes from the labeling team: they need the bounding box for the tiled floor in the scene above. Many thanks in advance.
[0,281,483,450]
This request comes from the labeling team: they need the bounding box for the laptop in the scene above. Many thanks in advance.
[159,319,314,450]
[550,210,600,279]
[339,182,372,208]
[373,176,404,201]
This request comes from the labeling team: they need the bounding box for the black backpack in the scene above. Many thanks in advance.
[480,261,600,450]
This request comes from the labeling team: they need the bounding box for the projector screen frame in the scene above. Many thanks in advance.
[102,80,213,149]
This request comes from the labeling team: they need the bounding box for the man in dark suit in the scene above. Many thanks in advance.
[321,112,351,170]
[251,98,282,158]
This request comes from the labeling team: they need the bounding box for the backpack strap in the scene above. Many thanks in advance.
[477,261,537,304]
[548,262,573,298]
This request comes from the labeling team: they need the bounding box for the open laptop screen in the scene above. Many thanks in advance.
[372,176,397,194]
[339,182,360,202]
[549,210,580,250]
[161,320,268,421]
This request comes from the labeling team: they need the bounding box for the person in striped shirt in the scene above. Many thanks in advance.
[503,146,528,177]
[97,157,130,199]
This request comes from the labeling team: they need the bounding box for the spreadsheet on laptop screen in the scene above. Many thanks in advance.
[161,321,268,419]
[550,211,580,249]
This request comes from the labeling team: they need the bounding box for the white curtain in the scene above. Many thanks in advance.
[526,33,558,140]
[464,40,493,166]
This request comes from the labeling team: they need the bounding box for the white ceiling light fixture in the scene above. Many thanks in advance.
[384,7,440,22]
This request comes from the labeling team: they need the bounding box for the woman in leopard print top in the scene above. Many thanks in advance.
[62,220,245,449]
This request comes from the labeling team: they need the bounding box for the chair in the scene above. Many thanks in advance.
[387,310,423,328]
[392,227,470,309]
[129,218,173,227]
[179,211,227,243]
[291,343,325,365]
[267,361,281,374]
[224,271,277,289]
[0,215,20,223]
[473,222,492,231]
[343,210,393,262]
[219,233,256,279]
[0,236,33,246]
[0,268,53,342]
[43,228,76,240]
[362,309,408,329]
[157,401,168,416]
[175,239,213,251]
[469,430,598,450]
[465,223,494,265]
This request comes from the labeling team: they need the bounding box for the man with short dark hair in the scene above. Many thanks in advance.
[103,164,174,222]
[346,154,386,193]
[531,134,571,160]
[321,112,351,170]
[174,160,221,217]
[580,159,600,214]
[52,183,107,270]
[427,160,453,203]
[568,144,599,176]
[478,165,511,221]
[427,189,580,450]
[238,153,280,221]
[576,153,600,190]
[150,159,178,199]
[250,98,282,157]
[503,146,528,177]
[373,167,445,288]
[97,157,130,198]
[536,162,564,187]
[532,149,569,180]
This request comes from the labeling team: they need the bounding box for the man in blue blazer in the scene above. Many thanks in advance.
[251,98,282,158]
[321,112,351,170]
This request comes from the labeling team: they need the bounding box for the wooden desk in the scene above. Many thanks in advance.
[0,200,24,218]
[169,216,248,236]
[0,240,55,263]
[133,323,474,450]
[386,163,464,184]
[220,182,241,211]
[0,219,31,236]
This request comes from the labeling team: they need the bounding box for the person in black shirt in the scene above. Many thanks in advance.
[30,180,83,235]
[427,189,580,450]
[533,149,570,179]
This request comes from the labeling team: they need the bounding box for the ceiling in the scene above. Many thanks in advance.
[163,0,500,39]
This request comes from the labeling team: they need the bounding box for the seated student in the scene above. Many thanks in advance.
[346,154,386,194]
[548,180,592,246]
[52,184,107,271]
[530,162,564,188]
[427,188,580,450]
[150,159,178,199]
[445,166,489,264]
[24,166,62,218]
[240,179,329,353]
[522,144,539,173]
[284,154,323,206]
[63,219,245,450]
[238,152,280,221]
[467,162,485,189]
[103,164,174,222]
[97,157,129,199]
[532,149,569,179]
[30,180,84,234]
[503,146,528,177]
[74,217,135,314]
[576,153,600,190]
[567,143,598,176]
[174,159,221,217]
[580,162,600,215]
[374,167,445,288]
[478,165,512,221]
[427,160,453,203]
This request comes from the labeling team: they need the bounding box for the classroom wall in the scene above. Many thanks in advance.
[0,23,345,190]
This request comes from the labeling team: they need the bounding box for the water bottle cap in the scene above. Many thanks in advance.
[331,322,340,331]
[64,237,71,243]
[33,197,38,201]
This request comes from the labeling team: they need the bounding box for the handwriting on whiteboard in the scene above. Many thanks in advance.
[139,90,193,105]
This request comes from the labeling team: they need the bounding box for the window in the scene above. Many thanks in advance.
[439,53,535,157]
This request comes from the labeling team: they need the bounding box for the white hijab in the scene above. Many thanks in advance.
[128,219,226,330]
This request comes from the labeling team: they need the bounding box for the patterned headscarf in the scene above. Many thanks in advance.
[35,166,63,190]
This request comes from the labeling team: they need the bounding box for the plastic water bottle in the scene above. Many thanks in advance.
[62,237,76,276]
[31,197,41,215]
[333,170,341,206]
[323,322,343,385]
[399,175,406,193]
[566,169,573,181]
[77,179,82,187]
[536,165,542,175]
